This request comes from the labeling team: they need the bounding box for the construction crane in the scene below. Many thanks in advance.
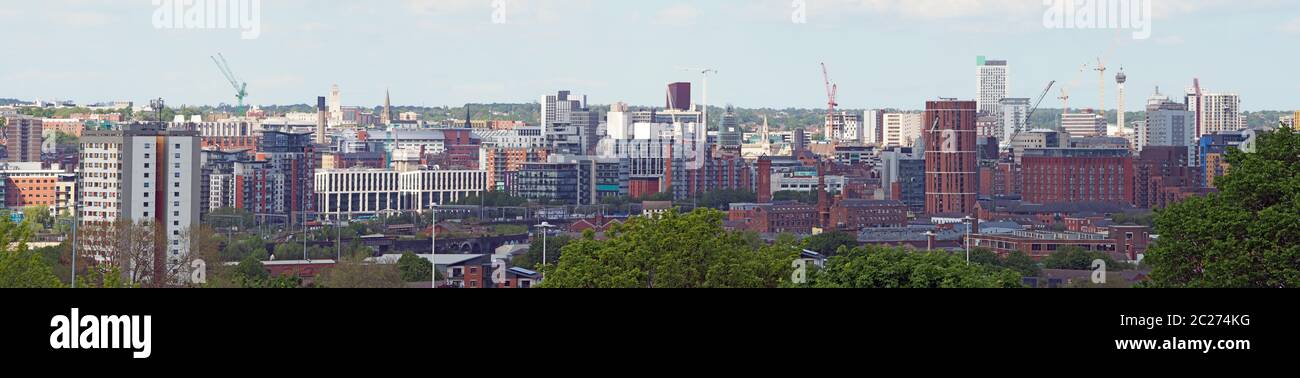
[1013,80,1055,144]
[1091,57,1107,119]
[821,62,838,140]
[210,53,248,116]
[1025,81,1057,124]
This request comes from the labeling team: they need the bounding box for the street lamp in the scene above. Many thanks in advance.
[534,222,555,274]
[962,216,975,266]
[430,204,440,288]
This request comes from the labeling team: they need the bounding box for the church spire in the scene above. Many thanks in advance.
[382,88,392,125]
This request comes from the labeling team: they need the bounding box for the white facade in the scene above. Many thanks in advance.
[1061,112,1106,138]
[998,98,1031,148]
[882,113,923,147]
[1187,91,1243,137]
[79,125,202,276]
[315,168,487,218]
[976,57,1009,115]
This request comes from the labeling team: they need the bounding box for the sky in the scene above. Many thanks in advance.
[1,0,1297,111]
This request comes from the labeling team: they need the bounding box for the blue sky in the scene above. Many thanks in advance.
[1,0,1297,111]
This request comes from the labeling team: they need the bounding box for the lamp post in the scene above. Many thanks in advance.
[963,216,974,266]
[430,204,440,287]
[535,222,555,275]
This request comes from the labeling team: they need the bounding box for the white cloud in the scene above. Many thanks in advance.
[1280,16,1300,34]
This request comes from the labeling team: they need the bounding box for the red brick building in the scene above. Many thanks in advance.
[924,100,978,215]
[757,157,773,203]
[1021,148,1134,206]
[828,199,909,232]
[1133,146,1200,209]
[729,202,818,234]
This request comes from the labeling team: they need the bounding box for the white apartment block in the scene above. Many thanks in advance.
[1061,112,1106,138]
[315,168,487,219]
[976,57,1009,115]
[998,98,1031,148]
[1187,91,1243,136]
[882,113,923,148]
[80,124,202,274]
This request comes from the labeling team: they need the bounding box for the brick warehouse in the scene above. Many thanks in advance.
[924,100,978,215]
[1021,148,1134,206]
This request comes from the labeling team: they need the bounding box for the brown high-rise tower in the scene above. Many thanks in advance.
[924,100,978,215]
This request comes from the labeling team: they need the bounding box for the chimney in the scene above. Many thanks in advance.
[664,142,674,197]
[757,157,772,203]
[316,96,327,145]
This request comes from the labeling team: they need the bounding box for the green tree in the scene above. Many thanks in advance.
[1145,126,1300,288]
[0,216,63,288]
[232,253,270,284]
[542,209,798,288]
[807,246,1022,288]
[398,253,433,282]
[315,257,404,288]
[803,231,859,257]
[696,189,757,209]
[1041,246,1119,270]
[21,206,53,232]
[773,191,820,204]
[512,234,572,270]
[968,249,1041,278]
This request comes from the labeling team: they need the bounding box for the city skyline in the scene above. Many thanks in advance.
[1,0,1298,111]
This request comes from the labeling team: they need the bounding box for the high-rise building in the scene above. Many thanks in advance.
[879,148,925,213]
[792,128,807,154]
[1200,131,1250,189]
[667,82,692,111]
[1133,146,1200,209]
[1142,96,1198,166]
[882,112,923,147]
[79,123,201,281]
[998,98,1031,149]
[329,84,342,121]
[258,131,317,222]
[863,110,883,145]
[825,111,862,143]
[1061,112,1106,138]
[976,56,1009,115]
[719,106,742,149]
[540,90,587,137]
[923,100,978,215]
[4,116,42,162]
[1186,89,1242,137]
